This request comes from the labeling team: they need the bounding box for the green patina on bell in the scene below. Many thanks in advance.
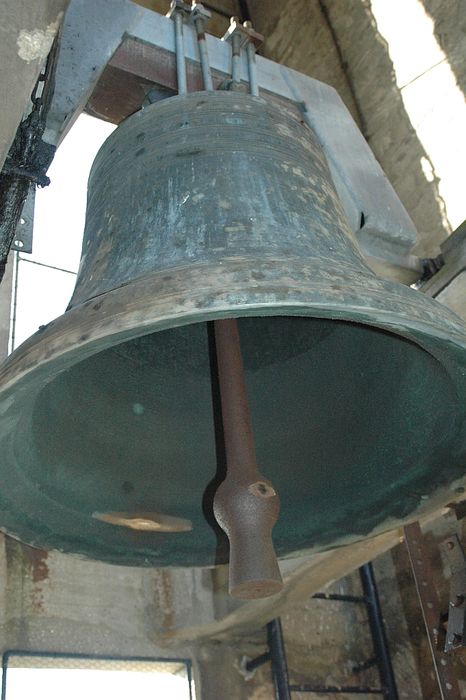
[0,91,464,566]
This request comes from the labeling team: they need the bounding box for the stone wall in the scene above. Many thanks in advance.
[249,0,463,257]
[0,0,69,170]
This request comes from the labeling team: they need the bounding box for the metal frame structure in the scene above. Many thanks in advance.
[404,522,462,700]
[41,0,421,281]
[441,534,466,653]
[245,563,399,699]
[421,220,466,315]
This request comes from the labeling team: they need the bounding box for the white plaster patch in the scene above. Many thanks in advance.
[17,13,63,63]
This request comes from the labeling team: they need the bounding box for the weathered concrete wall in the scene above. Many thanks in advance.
[249,0,362,126]
[0,0,69,170]
[0,536,196,657]
[0,514,462,698]
[421,0,466,99]
[322,0,451,258]
[0,528,402,650]
[0,533,396,698]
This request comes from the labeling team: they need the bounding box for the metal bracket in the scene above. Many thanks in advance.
[44,0,421,282]
[222,17,263,49]
[242,566,398,699]
[446,500,466,521]
[189,3,211,27]
[420,220,466,302]
[11,186,35,254]
[166,0,191,19]
[441,535,466,652]
[404,522,462,700]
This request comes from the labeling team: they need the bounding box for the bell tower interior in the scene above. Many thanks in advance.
[0,0,465,697]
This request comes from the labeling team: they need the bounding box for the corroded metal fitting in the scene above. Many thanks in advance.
[222,16,263,48]
[190,2,211,26]
[166,0,192,19]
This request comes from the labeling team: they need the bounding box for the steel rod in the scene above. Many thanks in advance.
[212,318,283,599]
[9,252,20,353]
[17,255,76,276]
[193,17,213,91]
[289,685,384,694]
[360,563,399,700]
[244,651,271,673]
[312,592,367,603]
[231,33,242,83]
[174,11,187,94]
[267,620,291,700]
[246,40,259,96]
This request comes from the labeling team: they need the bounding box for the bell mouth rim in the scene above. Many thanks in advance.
[1,255,465,398]
[0,256,464,567]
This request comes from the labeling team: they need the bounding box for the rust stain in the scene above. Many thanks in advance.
[22,544,49,614]
[153,570,175,631]
[23,545,49,583]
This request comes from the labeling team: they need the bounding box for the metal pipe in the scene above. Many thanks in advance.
[289,685,384,694]
[244,651,271,673]
[267,620,291,700]
[212,318,283,599]
[174,11,187,94]
[360,563,399,700]
[312,592,367,603]
[9,252,20,353]
[193,16,213,91]
[231,32,242,83]
[246,40,259,96]
[404,522,462,699]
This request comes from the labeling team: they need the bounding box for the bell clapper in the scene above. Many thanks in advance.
[213,318,283,599]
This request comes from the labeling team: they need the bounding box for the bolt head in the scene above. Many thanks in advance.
[191,3,211,22]
[166,0,191,19]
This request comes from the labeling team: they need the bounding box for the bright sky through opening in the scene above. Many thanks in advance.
[4,666,192,699]
[371,0,466,232]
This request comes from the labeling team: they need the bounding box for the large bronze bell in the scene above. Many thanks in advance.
[0,91,465,576]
